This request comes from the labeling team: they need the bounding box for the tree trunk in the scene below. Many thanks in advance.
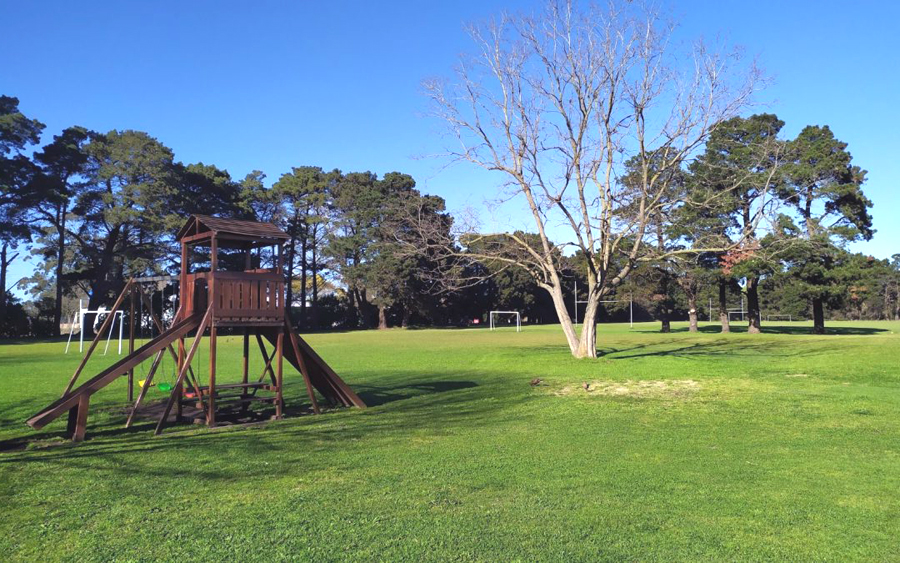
[52,210,66,336]
[0,243,8,321]
[544,279,589,358]
[354,287,373,328]
[660,311,671,333]
[401,305,410,328]
[687,294,698,333]
[310,238,319,329]
[746,276,761,334]
[575,291,601,358]
[812,297,825,334]
[658,274,671,333]
[884,282,893,321]
[347,286,359,328]
[378,305,388,329]
[718,278,730,333]
[299,237,308,328]
[285,232,295,313]
[84,227,121,338]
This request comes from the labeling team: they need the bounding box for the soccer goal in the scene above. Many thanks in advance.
[727,310,746,321]
[489,311,521,332]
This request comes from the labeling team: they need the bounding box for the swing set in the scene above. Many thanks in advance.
[134,277,178,395]
[27,215,366,442]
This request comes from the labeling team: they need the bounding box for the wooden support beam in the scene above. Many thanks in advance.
[63,279,134,396]
[287,325,320,414]
[154,308,211,435]
[70,394,90,442]
[254,333,278,387]
[275,329,284,419]
[128,286,135,402]
[27,314,204,431]
[125,348,165,428]
[136,291,204,402]
[208,326,217,427]
[242,328,249,386]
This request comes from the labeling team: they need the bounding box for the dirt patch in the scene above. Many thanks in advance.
[785,373,810,378]
[554,379,700,399]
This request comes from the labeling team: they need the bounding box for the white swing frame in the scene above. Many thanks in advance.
[65,300,124,356]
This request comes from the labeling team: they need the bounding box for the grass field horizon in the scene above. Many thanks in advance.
[2,321,899,560]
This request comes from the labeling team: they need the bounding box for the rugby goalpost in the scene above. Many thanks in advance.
[489,311,521,332]
[574,280,633,328]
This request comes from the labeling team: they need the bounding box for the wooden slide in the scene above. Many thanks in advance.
[261,321,366,409]
[26,314,204,433]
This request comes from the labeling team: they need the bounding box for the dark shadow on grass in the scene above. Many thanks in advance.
[528,337,830,360]
[634,324,888,336]
[601,340,820,360]
[0,372,516,479]
[0,371,491,461]
[355,380,478,407]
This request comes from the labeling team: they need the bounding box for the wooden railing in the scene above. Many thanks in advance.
[182,271,284,325]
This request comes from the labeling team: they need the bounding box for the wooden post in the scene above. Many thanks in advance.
[66,404,78,437]
[255,333,277,386]
[208,326,217,427]
[207,236,217,427]
[242,329,249,385]
[128,286,135,402]
[177,240,188,421]
[125,349,165,428]
[155,308,211,435]
[287,325,320,414]
[275,329,284,419]
[63,279,134,396]
[67,394,90,442]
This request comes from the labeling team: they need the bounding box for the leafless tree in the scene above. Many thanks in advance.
[421,0,766,358]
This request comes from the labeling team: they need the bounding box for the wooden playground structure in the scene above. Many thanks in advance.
[27,215,366,441]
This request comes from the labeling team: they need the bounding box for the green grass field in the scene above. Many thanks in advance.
[1,321,899,561]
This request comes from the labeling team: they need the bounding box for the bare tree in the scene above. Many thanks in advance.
[421,1,765,358]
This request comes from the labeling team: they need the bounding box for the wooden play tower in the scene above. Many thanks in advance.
[27,215,365,441]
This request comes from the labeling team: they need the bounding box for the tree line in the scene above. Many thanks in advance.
[0,95,467,336]
[1,92,897,341]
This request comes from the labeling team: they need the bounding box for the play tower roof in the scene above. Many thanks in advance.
[176,214,290,247]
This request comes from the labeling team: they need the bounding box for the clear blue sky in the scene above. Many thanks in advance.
[3,0,898,292]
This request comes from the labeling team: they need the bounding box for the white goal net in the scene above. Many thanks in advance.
[489,311,521,332]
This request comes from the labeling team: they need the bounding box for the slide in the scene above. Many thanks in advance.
[27,314,204,431]
[261,322,366,409]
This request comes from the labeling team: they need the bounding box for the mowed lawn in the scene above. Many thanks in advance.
[1,321,899,561]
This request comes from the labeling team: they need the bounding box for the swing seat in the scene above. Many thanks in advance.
[158,382,174,392]
[138,379,154,389]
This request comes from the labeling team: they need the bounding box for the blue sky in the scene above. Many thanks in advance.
[3,0,898,292]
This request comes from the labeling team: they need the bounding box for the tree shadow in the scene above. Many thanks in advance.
[599,339,822,360]
[635,324,888,336]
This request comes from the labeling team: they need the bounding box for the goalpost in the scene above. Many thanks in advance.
[766,314,793,322]
[727,309,746,322]
[573,280,633,328]
[489,311,521,332]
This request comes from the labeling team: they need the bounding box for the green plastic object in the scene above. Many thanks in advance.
[158,382,173,392]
